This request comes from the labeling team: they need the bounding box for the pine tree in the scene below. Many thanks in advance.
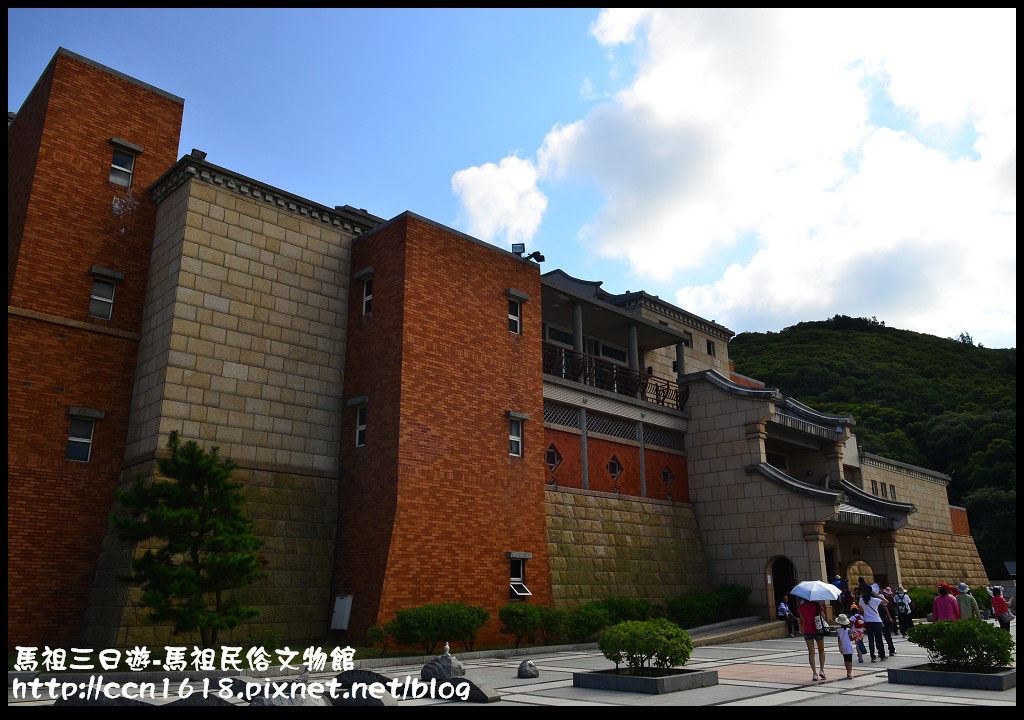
[112,431,266,648]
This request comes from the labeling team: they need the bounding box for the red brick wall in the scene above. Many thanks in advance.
[545,428,582,488]
[643,447,689,501]
[334,214,550,647]
[7,49,183,649]
[950,506,972,536]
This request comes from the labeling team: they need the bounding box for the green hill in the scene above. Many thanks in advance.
[728,315,1016,580]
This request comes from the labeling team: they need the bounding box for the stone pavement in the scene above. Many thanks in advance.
[8,617,1015,707]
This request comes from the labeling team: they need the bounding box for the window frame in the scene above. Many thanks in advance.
[507,298,522,334]
[508,553,533,599]
[89,278,116,320]
[508,418,523,457]
[109,148,136,188]
[355,406,367,448]
[362,277,373,316]
[65,407,104,463]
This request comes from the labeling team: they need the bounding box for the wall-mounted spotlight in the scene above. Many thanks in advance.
[511,243,544,262]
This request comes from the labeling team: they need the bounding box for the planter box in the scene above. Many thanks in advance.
[888,664,1016,691]
[572,668,719,694]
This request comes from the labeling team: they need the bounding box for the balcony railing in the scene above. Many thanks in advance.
[542,342,689,410]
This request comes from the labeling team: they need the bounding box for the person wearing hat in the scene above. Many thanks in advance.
[933,583,961,621]
[956,582,982,621]
[834,614,856,680]
[987,585,1013,632]
[848,604,867,662]
[892,585,914,636]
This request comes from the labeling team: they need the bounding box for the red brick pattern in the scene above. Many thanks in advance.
[333,214,551,646]
[7,50,182,649]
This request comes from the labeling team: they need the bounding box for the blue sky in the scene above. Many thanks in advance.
[8,8,1016,349]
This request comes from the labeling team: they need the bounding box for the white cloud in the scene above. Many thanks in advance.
[452,8,1016,348]
[450,155,547,246]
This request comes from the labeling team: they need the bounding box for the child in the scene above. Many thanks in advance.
[834,613,855,679]
[849,604,867,663]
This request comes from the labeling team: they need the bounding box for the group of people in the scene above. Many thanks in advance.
[778,576,1015,683]
[932,581,1014,632]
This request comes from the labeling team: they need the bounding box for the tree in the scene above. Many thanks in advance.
[112,431,266,648]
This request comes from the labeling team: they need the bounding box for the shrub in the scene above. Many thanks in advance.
[499,603,542,648]
[389,601,490,655]
[366,621,395,657]
[906,618,1014,671]
[538,605,569,645]
[598,618,693,674]
[247,626,282,653]
[565,601,612,642]
[597,597,654,624]
[664,584,751,628]
[907,586,933,618]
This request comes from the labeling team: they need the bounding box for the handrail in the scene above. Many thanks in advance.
[542,342,688,410]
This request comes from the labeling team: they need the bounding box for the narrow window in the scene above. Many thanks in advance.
[706,340,716,357]
[889,484,897,500]
[508,299,521,334]
[871,480,878,495]
[880,483,888,498]
[66,418,95,462]
[109,148,135,187]
[362,278,373,316]
[355,406,367,447]
[509,418,523,457]
[509,558,532,599]
[89,278,116,320]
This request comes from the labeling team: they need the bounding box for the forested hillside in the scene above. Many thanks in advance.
[728,315,1015,580]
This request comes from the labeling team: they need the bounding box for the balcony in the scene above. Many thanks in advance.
[542,342,689,410]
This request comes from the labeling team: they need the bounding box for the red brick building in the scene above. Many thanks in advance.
[8,48,183,647]
[8,48,991,652]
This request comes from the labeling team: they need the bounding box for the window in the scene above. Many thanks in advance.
[880,483,888,498]
[509,554,532,599]
[662,467,675,486]
[66,418,95,462]
[889,484,897,500]
[706,340,716,357]
[109,148,136,187]
[505,288,529,335]
[355,406,367,447]
[509,418,523,456]
[508,299,521,334]
[362,278,373,316]
[606,455,622,481]
[545,444,562,472]
[89,278,116,319]
[871,480,878,495]
[545,324,573,346]
[65,407,104,462]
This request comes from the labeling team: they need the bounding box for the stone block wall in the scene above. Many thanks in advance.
[894,526,990,591]
[545,486,710,608]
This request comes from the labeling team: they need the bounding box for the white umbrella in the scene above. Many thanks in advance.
[790,580,842,602]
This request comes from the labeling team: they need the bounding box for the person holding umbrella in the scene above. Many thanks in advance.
[791,581,839,681]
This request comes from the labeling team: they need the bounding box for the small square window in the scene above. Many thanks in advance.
[509,418,523,457]
[508,299,521,334]
[362,278,373,316]
[355,406,367,447]
[89,279,116,320]
[545,444,562,472]
[66,418,95,462]
[110,148,135,187]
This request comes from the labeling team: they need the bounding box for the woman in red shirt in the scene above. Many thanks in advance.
[988,586,1012,632]
[798,598,828,681]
